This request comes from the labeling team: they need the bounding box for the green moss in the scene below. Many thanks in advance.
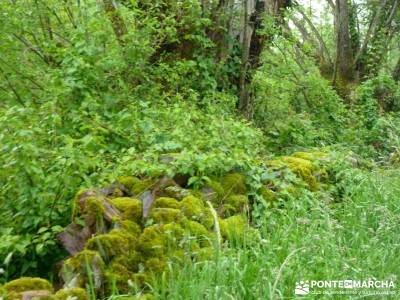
[179,218,214,247]
[292,151,327,161]
[113,294,155,300]
[105,262,134,293]
[145,257,167,273]
[85,196,106,216]
[138,222,203,260]
[193,246,214,261]
[200,181,225,203]
[4,277,53,293]
[114,220,142,237]
[109,197,142,222]
[179,196,213,229]
[281,156,318,190]
[131,179,155,197]
[220,173,247,196]
[138,225,166,258]
[131,273,148,288]
[149,208,181,224]
[220,215,247,242]
[62,250,105,289]
[85,229,137,261]
[117,176,141,190]
[153,197,180,209]
[163,223,186,245]
[259,186,277,203]
[267,155,321,191]
[0,285,5,298]
[390,149,400,165]
[164,186,191,200]
[225,194,248,215]
[55,288,88,300]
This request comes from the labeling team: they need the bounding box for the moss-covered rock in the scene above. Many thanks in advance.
[105,262,134,293]
[224,194,248,215]
[220,173,247,196]
[179,196,214,229]
[114,220,142,237]
[62,250,105,289]
[138,225,166,258]
[164,186,191,200]
[85,229,137,261]
[153,197,180,209]
[259,186,277,203]
[131,179,156,197]
[200,181,225,203]
[149,208,182,224]
[108,197,142,222]
[220,215,247,242]
[267,156,319,190]
[3,277,53,300]
[292,151,327,161]
[54,288,88,300]
[117,176,141,191]
[180,219,214,247]
[144,257,167,273]
[111,293,155,300]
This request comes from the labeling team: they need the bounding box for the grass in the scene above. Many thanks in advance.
[145,169,400,299]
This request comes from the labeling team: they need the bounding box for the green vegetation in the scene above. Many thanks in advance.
[0,0,400,299]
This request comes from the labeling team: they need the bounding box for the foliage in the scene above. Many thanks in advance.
[252,36,347,152]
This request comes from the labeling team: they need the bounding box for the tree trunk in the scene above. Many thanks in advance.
[102,0,127,46]
[238,0,289,118]
[393,57,400,81]
[334,0,355,87]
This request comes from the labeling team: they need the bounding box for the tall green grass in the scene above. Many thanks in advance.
[147,169,400,299]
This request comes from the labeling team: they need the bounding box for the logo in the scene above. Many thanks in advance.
[295,281,310,295]
[295,279,396,296]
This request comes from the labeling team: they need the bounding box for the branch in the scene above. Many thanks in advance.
[0,66,25,107]
[354,0,390,63]
[102,0,128,46]
[295,8,333,66]
[326,0,335,11]
[386,0,399,27]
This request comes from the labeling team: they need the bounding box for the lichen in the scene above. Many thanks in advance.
[108,197,142,222]
[54,288,88,300]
